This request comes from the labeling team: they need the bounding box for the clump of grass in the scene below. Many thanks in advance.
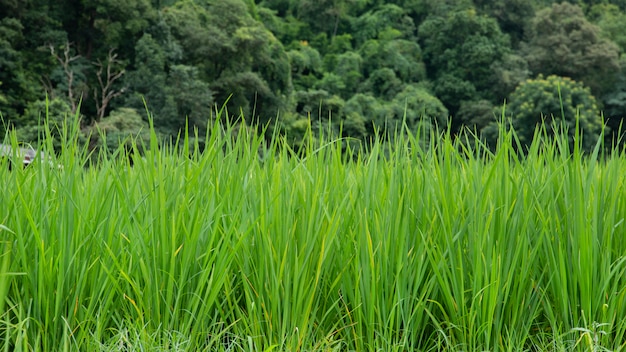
[1,109,626,351]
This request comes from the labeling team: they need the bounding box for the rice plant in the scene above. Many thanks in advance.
[1,111,625,351]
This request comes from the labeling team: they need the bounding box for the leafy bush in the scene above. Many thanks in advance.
[90,107,151,153]
[490,74,603,150]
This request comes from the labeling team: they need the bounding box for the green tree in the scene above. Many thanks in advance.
[489,53,531,103]
[351,5,425,88]
[359,36,425,84]
[90,107,151,153]
[432,74,477,119]
[457,99,498,131]
[163,0,291,125]
[0,0,77,138]
[292,89,344,120]
[1,0,156,130]
[287,42,324,90]
[279,89,345,145]
[45,42,92,117]
[57,0,155,59]
[418,7,510,120]
[165,65,214,131]
[380,0,441,24]
[388,84,448,132]
[323,51,363,98]
[343,93,389,137]
[473,0,535,45]
[351,4,417,45]
[0,81,7,108]
[258,0,293,17]
[360,68,404,100]
[256,5,310,45]
[576,0,626,12]
[588,3,626,51]
[0,17,26,121]
[123,32,171,132]
[522,2,620,96]
[123,32,214,136]
[342,85,448,140]
[296,0,365,37]
[0,16,49,126]
[602,57,626,139]
[496,75,603,150]
[16,98,73,148]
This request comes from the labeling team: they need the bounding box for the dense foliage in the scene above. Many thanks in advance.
[1,0,625,149]
[484,74,603,150]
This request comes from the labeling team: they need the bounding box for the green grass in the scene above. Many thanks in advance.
[1,115,626,351]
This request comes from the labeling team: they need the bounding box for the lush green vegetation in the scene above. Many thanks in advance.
[1,112,626,351]
[2,0,626,150]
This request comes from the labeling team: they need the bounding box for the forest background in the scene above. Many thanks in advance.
[2,0,626,151]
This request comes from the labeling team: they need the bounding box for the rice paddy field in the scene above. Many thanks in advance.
[1,119,626,351]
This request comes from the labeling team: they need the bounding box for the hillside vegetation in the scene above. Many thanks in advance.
[2,0,626,149]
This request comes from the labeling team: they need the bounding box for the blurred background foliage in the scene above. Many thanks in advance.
[1,0,625,152]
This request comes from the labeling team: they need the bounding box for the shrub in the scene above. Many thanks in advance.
[490,74,603,150]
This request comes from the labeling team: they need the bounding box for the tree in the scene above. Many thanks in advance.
[0,16,44,125]
[47,42,88,116]
[165,64,214,131]
[432,74,477,120]
[588,3,626,52]
[388,84,448,132]
[343,93,390,137]
[522,2,620,97]
[380,0,443,25]
[279,89,345,146]
[92,49,126,120]
[287,42,323,90]
[323,51,363,98]
[351,4,417,45]
[16,98,74,148]
[360,68,404,100]
[122,29,214,136]
[601,57,626,141]
[342,84,449,140]
[163,0,291,125]
[123,32,173,133]
[292,89,344,120]
[296,0,365,37]
[457,99,498,131]
[0,81,7,108]
[359,36,425,84]
[89,107,151,153]
[258,0,293,17]
[256,7,310,46]
[418,7,511,120]
[473,0,535,45]
[495,75,603,150]
[576,0,626,12]
[489,53,531,103]
[0,17,26,121]
[351,5,425,88]
[57,0,155,59]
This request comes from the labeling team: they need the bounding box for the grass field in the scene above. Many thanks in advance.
[1,117,626,351]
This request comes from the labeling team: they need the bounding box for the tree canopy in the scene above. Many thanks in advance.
[1,0,624,150]
[522,2,620,96]
[485,75,602,150]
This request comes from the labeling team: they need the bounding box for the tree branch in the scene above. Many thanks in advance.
[93,49,126,120]
[49,42,82,114]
